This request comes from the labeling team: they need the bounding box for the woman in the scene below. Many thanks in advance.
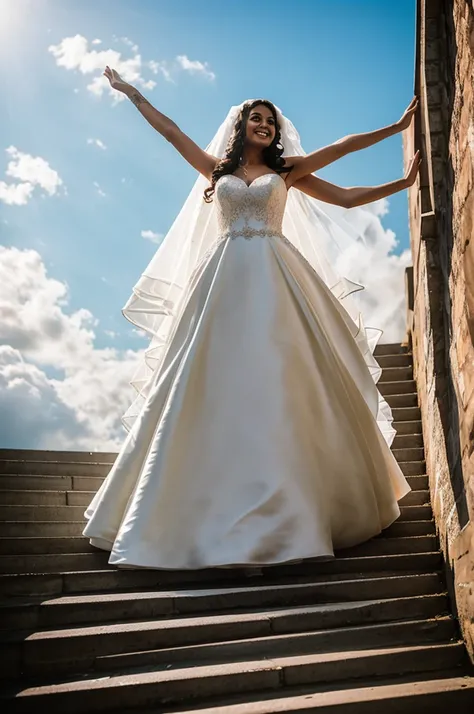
[83,67,419,569]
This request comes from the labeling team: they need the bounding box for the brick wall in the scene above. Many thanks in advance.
[405,0,474,660]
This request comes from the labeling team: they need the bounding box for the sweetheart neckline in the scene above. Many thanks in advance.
[222,173,287,191]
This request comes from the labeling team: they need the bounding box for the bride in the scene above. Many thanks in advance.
[83,66,420,570]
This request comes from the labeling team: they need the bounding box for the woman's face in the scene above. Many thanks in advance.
[244,104,277,148]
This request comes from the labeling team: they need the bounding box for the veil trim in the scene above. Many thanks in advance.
[121,102,396,445]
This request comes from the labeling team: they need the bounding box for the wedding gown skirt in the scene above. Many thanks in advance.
[84,173,411,569]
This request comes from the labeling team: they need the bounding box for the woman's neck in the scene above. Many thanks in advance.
[241,146,264,166]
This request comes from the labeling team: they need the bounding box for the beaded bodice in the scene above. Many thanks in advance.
[214,173,287,239]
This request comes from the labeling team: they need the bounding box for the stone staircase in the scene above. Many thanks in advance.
[0,343,473,712]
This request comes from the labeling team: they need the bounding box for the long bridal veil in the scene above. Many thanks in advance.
[121,102,395,444]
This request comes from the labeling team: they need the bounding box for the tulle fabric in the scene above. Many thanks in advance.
[121,103,395,444]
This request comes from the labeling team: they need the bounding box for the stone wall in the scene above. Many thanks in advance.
[405,0,474,659]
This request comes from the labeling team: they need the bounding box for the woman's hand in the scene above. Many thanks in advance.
[103,66,134,96]
[396,96,419,131]
[284,96,421,183]
[404,150,421,187]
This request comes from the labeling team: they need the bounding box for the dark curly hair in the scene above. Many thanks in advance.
[204,99,292,203]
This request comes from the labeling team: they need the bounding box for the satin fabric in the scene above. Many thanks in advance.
[84,174,411,569]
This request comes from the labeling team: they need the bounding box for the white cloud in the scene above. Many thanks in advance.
[87,137,107,150]
[337,200,411,342]
[0,347,91,450]
[120,36,139,53]
[0,247,141,450]
[0,181,34,206]
[48,34,146,103]
[364,197,390,217]
[91,38,102,45]
[48,34,170,103]
[132,328,147,339]
[93,181,106,197]
[48,35,215,98]
[141,229,163,244]
[176,54,216,81]
[148,60,173,83]
[0,146,63,206]
[141,79,157,91]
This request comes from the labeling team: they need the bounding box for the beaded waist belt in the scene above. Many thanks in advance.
[222,226,285,240]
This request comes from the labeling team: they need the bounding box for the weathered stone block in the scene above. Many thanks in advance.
[431,130,447,155]
[427,82,442,106]
[428,107,446,133]
[425,61,441,84]
[426,17,440,40]
[406,0,474,664]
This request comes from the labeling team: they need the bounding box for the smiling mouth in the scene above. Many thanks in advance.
[255,130,270,138]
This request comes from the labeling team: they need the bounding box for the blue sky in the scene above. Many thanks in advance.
[1,0,416,350]
[0,0,416,449]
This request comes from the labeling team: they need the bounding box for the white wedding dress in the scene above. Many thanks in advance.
[83,172,411,569]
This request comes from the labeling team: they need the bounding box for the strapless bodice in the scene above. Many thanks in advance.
[214,173,287,238]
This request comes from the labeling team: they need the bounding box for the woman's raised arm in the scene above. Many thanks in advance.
[293,150,421,209]
[104,67,217,179]
[285,97,419,185]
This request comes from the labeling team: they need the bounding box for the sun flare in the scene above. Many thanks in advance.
[0,0,27,42]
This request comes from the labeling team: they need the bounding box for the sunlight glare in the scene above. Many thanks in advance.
[0,0,27,44]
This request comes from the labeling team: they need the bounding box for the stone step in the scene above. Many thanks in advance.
[0,485,430,510]
[0,449,117,463]
[0,437,417,476]
[381,520,435,537]
[385,393,418,408]
[0,533,437,558]
[399,460,426,475]
[379,370,413,386]
[0,596,453,678]
[1,642,465,713]
[393,419,422,435]
[0,553,443,599]
[400,489,430,506]
[391,433,424,449]
[0,474,105,491]
[135,675,474,714]
[0,521,86,537]
[92,620,459,678]
[0,587,448,639]
[379,380,415,396]
[0,471,429,495]
[0,505,87,521]
[0,503,432,524]
[337,535,437,557]
[392,447,424,462]
[0,517,436,540]
[0,460,114,477]
[0,549,441,577]
[392,406,421,421]
[406,474,428,489]
[374,343,409,356]
[392,434,423,451]
[376,353,413,368]
[0,567,444,602]
[0,536,97,554]
[379,364,414,382]
[0,489,93,506]
[1,446,424,477]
